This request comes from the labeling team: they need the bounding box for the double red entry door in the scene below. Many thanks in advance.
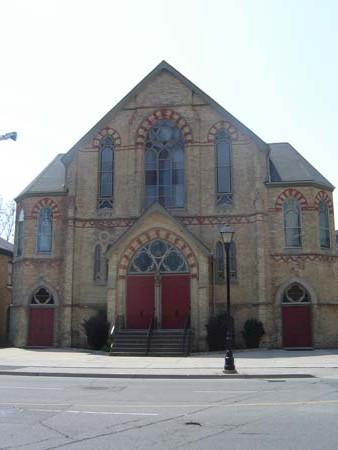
[282,305,312,348]
[126,274,190,329]
[28,308,54,347]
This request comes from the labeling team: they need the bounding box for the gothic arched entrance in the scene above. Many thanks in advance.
[127,239,190,329]
[28,287,55,347]
[282,283,312,348]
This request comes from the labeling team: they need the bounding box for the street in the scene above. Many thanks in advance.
[1,374,338,449]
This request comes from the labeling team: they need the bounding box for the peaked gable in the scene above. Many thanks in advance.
[62,60,268,165]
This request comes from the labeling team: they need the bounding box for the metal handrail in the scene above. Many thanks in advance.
[146,312,156,356]
[183,310,191,356]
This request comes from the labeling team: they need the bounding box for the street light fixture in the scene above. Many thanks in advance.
[219,225,237,373]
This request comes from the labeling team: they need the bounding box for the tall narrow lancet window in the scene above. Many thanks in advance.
[215,241,237,283]
[94,244,107,283]
[318,200,330,248]
[17,209,24,257]
[215,129,232,206]
[283,198,302,248]
[145,120,184,208]
[98,136,114,209]
[215,241,225,283]
[37,207,53,254]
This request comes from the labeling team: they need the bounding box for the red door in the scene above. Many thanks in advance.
[28,308,54,347]
[282,306,312,347]
[161,275,190,329]
[127,276,155,328]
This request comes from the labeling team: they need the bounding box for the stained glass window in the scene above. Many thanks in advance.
[94,244,107,283]
[215,241,237,283]
[215,129,232,206]
[283,198,302,248]
[98,136,114,209]
[145,120,184,208]
[318,200,330,248]
[282,283,310,303]
[37,207,53,254]
[128,240,188,274]
[31,287,54,305]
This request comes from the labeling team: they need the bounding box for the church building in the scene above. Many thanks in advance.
[10,61,338,351]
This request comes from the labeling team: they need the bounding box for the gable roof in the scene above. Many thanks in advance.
[63,60,268,164]
[268,143,334,190]
[106,202,210,258]
[0,237,14,255]
[16,154,66,200]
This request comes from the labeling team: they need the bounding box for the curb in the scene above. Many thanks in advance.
[0,371,315,379]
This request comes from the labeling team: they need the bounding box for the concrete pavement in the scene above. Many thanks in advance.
[1,347,338,378]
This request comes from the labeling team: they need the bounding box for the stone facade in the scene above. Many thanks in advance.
[10,62,338,350]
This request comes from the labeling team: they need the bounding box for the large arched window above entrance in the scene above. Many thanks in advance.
[145,120,184,209]
[318,200,330,248]
[282,283,310,304]
[98,136,114,209]
[31,287,55,305]
[128,240,189,274]
[37,207,53,254]
[283,198,302,248]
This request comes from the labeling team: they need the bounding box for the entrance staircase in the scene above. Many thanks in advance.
[110,329,192,357]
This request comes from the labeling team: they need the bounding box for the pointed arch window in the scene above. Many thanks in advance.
[215,129,232,206]
[283,198,302,248]
[318,200,330,248]
[145,120,184,208]
[215,241,237,283]
[98,136,114,209]
[37,207,53,254]
[17,209,24,257]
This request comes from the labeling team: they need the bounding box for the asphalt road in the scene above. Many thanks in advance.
[1,375,338,449]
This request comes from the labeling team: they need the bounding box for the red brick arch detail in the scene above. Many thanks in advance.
[135,109,193,149]
[92,127,121,148]
[275,189,309,211]
[314,191,333,213]
[118,228,198,279]
[207,121,239,142]
[31,198,61,218]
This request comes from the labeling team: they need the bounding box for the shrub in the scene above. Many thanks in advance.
[242,318,265,348]
[82,310,109,350]
[206,313,234,351]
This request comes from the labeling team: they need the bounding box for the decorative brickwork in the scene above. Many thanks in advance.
[92,127,121,148]
[118,228,198,279]
[314,190,333,213]
[274,188,309,211]
[271,253,338,263]
[31,198,61,218]
[207,121,239,142]
[177,213,265,225]
[135,109,193,149]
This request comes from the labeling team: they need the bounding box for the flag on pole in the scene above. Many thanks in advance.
[0,132,17,141]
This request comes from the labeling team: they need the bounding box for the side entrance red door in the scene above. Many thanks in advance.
[28,308,54,347]
[282,306,312,348]
[127,276,155,328]
[161,275,190,329]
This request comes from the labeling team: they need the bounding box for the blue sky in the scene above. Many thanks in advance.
[0,0,337,224]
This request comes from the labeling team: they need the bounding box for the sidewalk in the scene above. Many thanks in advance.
[1,347,338,379]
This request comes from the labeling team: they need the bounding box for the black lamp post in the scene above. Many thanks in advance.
[219,225,237,373]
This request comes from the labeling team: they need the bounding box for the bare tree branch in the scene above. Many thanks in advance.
[0,197,15,243]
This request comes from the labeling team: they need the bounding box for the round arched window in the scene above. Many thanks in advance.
[282,283,310,303]
[128,240,189,274]
[31,288,54,305]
